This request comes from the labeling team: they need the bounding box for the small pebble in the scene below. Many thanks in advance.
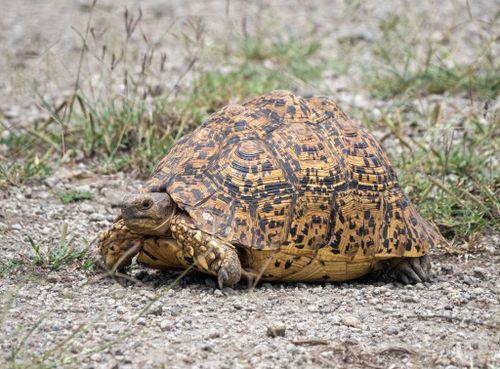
[159,321,173,331]
[266,325,286,337]
[202,343,215,352]
[80,203,95,213]
[385,326,399,335]
[342,316,360,327]
[307,305,318,313]
[46,273,60,283]
[233,302,243,310]
[472,268,486,280]
[148,303,163,316]
[208,331,220,339]
[116,306,127,314]
[89,213,106,221]
[170,307,181,317]
[111,347,123,356]
[90,353,102,362]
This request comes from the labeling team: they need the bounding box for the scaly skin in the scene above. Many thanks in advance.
[170,213,241,288]
[98,218,143,270]
[98,215,242,287]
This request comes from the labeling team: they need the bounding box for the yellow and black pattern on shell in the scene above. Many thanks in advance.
[145,90,443,275]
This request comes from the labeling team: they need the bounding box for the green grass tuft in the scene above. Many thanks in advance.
[27,224,91,271]
[237,34,323,81]
[1,29,324,180]
[0,133,52,186]
[363,12,499,100]
[379,106,499,239]
[367,64,499,100]
[0,259,21,278]
[57,190,93,204]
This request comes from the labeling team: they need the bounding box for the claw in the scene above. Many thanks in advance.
[400,262,422,284]
[391,255,432,284]
[218,268,229,289]
[422,254,432,278]
[212,259,222,271]
[185,245,195,257]
[409,258,426,282]
[217,253,241,288]
[399,273,411,285]
[207,252,216,261]
[197,255,209,271]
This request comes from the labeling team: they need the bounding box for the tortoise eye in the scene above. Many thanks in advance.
[141,199,152,209]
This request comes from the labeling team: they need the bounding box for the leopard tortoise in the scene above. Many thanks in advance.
[98,90,443,288]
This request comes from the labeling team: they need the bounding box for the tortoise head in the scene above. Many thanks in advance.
[121,192,175,235]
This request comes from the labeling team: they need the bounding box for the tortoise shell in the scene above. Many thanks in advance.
[145,90,440,279]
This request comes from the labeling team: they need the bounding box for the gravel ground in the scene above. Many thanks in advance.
[1,1,499,368]
[1,175,499,369]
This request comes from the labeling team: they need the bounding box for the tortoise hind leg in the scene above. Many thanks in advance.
[386,254,431,284]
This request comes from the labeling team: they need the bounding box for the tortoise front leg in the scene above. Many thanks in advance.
[98,218,143,270]
[171,214,241,288]
[136,237,190,270]
[99,218,188,271]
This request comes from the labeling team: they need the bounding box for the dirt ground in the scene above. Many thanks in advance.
[0,1,499,368]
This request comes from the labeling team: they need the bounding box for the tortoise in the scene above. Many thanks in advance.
[98,90,442,288]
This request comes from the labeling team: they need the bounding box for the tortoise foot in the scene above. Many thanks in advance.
[390,254,431,284]
[216,248,241,288]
